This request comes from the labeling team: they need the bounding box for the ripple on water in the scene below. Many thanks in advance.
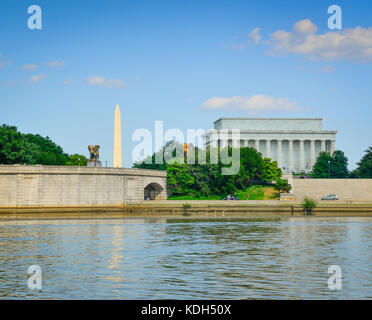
[0,217,372,299]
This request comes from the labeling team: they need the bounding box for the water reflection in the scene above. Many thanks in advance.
[0,217,371,299]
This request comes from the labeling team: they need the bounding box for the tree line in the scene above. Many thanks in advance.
[0,124,87,166]
[133,142,291,198]
[312,148,372,178]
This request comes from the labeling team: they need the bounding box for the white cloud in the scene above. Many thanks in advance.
[202,94,301,111]
[248,28,262,44]
[63,77,72,85]
[268,19,372,61]
[22,64,37,71]
[87,75,125,88]
[45,61,65,68]
[30,74,47,84]
[0,61,11,69]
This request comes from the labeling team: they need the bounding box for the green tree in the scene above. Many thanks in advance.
[356,147,372,178]
[65,154,88,166]
[0,124,88,166]
[261,158,282,183]
[133,140,184,171]
[235,147,264,189]
[312,150,348,178]
[274,178,292,193]
[0,125,26,164]
[23,133,69,165]
[348,169,360,178]
[312,152,332,178]
[331,150,349,178]
[166,163,195,196]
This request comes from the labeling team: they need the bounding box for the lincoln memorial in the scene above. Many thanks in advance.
[202,118,337,173]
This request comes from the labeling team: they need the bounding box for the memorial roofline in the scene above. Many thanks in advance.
[214,117,323,124]
[202,129,337,137]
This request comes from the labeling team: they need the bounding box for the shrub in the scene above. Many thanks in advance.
[302,196,317,215]
[182,203,191,209]
[274,179,292,193]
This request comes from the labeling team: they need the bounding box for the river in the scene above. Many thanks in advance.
[0,216,371,299]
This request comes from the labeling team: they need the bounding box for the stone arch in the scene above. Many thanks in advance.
[144,182,164,200]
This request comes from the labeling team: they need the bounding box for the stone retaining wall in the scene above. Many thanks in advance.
[0,165,167,207]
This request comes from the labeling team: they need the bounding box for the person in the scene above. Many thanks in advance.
[227,194,231,200]
[246,192,249,200]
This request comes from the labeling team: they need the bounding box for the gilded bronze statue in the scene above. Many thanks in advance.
[88,145,100,162]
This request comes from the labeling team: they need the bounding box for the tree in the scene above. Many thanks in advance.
[274,178,292,193]
[65,154,88,166]
[331,150,349,178]
[312,152,333,178]
[0,125,26,164]
[312,150,348,178]
[133,140,183,171]
[356,147,372,178]
[235,147,264,189]
[23,133,69,165]
[260,158,282,183]
[0,124,88,166]
[166,163,195,196]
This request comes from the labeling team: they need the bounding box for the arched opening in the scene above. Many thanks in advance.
[144,182,163,200]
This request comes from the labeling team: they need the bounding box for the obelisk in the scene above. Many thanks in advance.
[113,104,122,168]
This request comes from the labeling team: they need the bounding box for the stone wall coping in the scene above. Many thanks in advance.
[0,165,167,177]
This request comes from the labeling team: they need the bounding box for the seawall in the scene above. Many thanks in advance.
[291,179,372,202]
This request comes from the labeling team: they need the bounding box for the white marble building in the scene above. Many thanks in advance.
[202,118,337,173]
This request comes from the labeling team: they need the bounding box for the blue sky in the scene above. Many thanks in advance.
[1,0,371,168]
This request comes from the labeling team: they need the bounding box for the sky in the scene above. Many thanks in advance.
[1,0,371,169]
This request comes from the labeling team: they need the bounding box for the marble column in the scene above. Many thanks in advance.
[244,140,249,147]
[266,140,271,159]
[321,140,326,153]
[310,140,316,167]
[255,140,260,152]
[277,140,282,169]
[330,140,335,155]
[221,139,228,149]
[288,140,294,172]
[299,140,305,171]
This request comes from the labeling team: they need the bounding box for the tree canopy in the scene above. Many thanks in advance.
[356,147,372,178]
[312,150,348,178]
[0,124,86,166]
[134,142,283,198]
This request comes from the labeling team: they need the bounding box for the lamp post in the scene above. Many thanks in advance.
[328,160,331,179]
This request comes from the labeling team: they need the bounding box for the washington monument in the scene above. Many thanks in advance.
[113,104,122,168]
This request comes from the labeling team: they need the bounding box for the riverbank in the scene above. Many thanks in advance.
[1,200,372,218]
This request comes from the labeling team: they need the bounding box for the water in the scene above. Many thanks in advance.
[0,216,371,299]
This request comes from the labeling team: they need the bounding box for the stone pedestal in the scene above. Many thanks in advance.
[87,160,102,167]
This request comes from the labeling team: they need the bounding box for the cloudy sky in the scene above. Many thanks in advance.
[1,0,371,168]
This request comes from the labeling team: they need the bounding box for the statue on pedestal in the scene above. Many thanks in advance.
[87,145,102,167]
